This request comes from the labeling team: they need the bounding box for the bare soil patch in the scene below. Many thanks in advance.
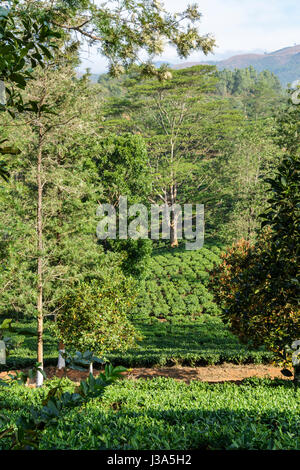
[125,364,291,384]
[0,363,291,385]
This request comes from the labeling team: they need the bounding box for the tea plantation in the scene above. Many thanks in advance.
[1,377,299,450]
[2,315,274,370]
[0,244,274,369]
[131,244,222,320]
[0,245,298,451]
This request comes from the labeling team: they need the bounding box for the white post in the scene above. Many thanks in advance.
[0,340,6,365]
[57,349,66,369]
[36,366,44,387]
[89,362,93,376]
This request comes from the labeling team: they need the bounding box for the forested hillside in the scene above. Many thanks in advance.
[98,65,285,243]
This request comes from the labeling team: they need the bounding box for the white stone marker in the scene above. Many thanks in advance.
[57,348,66,369]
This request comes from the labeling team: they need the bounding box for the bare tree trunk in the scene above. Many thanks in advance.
[170,182,178,248]
[0,340,6,365]
[36,125,44,387]
[294,366,300,387]
[170,211,179,248]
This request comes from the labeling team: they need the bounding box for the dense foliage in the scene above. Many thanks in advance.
[95,133,153,278]
[55,279,139,357]
[215,67,284,119]
[206,120,282,243]
[0,0,62,111]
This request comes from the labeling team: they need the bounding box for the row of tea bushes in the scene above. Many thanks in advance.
[1,315,274,370]
[108,317,274,367]
[131,245,222,320]
[1,377,299,450]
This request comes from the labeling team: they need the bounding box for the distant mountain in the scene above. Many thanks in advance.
[79,45,300,86]
[172,45,300,85]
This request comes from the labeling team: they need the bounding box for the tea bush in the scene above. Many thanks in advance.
[108,316,274,367]
[1,377,299,450]
[131,245,222,321]
[1,315,274,370]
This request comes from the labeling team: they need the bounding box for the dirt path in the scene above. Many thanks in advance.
[126,364,291,384]
[0,363,291,385]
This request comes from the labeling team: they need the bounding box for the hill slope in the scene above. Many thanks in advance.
[172,45,300,85]
[131,244,221,321]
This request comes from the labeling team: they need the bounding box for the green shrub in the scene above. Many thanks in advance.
[55,279,140,357]
[210,233,300,364]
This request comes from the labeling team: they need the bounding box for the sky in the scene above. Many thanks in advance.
[79,0,300,73]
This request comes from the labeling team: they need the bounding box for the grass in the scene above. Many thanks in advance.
[1,377,299,450]
[1,314,273,370]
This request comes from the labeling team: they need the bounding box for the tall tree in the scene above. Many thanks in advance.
[211,120,283,243]
[94,133,153,278]
[1,0,216,180]
[0,63,111,385]
[104,66,243,246]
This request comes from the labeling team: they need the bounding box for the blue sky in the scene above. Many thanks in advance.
[79,0,300,73]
